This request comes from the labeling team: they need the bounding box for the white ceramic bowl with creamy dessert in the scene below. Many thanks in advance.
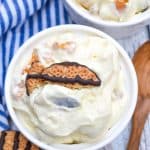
[5,25,138,150]
[63,0,150,38]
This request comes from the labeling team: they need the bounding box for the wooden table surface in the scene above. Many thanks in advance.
[101,26,150,150]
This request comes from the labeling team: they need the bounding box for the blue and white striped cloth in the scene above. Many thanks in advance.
[0,1,149,149]
[0,0,72,130]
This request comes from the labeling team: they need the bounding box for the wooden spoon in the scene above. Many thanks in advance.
[127,41,150,150]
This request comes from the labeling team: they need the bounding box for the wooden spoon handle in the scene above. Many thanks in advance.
[127,96,150,150]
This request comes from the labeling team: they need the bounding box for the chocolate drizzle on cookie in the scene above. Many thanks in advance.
[26,61,101,95]
[13,131,20,150]
[25,141,32,150]
[0,131,7,149]
[0,131,40,150]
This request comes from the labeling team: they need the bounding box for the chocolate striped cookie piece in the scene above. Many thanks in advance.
[0,131,40,150]
[42,62,100,85]
[26,62,101,95]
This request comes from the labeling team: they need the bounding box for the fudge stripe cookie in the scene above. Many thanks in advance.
[18,133,29,149]
[42,62,101,85]
[13,132,20,150]
[3,131,16,150]
[25,141,31,150]
[0,131,40,150]
[0,131,7,149]
[26,61,101,95]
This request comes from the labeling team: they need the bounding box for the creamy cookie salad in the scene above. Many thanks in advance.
[11,30,128,144]
[75,0,150,22]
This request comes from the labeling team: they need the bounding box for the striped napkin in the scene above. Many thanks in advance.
[0,0,146,150]
[0,0,50,130]
[0,0,72,132]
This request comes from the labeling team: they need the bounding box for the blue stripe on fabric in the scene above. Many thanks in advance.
[13,0,21,25]
[22,0,29,19]
[0,121,9,129]
[2,97,8,116]
[19,25,25,46]
[33,0,38,11]
[0,13,5,37]
[0,77,2,104]
[29,16,33,37]
[2,35,6,90]
[0,98,2,104]
[63,7,69,24]
[0,110,8,118]
[55,0,60,25]
[4,1,13,30]
[8,29,16,63]
[37,10,43,31]
[41,0,46,7]
[46,1,51,27]
[2,104,8,115]
[1,0,4,3]
[147,25,150,39]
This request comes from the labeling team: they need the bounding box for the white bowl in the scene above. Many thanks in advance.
[63,0,150,39]
[5,25,138,150]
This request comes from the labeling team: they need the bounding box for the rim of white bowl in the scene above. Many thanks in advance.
[65,0,150,27]
[5,25,138,150]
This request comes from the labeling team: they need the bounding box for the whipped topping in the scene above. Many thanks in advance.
[75,0,150,22]
[12,31,127,144]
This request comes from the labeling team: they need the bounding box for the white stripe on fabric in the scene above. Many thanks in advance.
[5,0,17,30]
[0,4,9,33]
[16,0,26,25]
[26,0,34,15]
[33,13,38,34]
[45,0,51,28]
[8,30,15,64]
[41,6,47,29]
[0,3,3,35]
[50,0,56,26]
[24,19,30,42]
[36,0,41,10]
[59,0,65,24]
[13,30,21,55]
[4,31,12,68]
[44,8,48,29]
[0,18,4,38]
